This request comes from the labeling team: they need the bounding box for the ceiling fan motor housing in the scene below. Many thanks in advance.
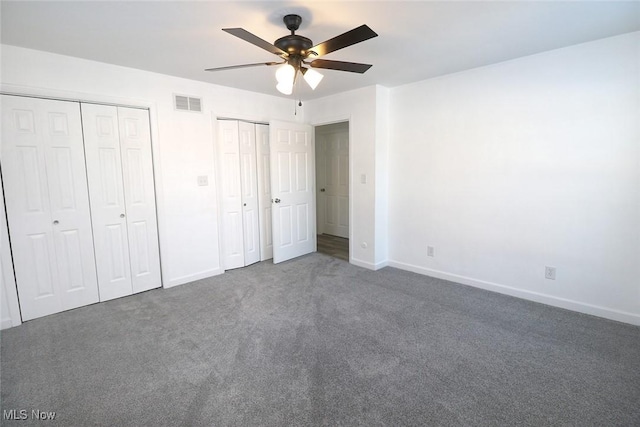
[275,35,312,56]
[276,14,313,57]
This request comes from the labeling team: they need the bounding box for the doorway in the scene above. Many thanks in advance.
[315,121,349,261]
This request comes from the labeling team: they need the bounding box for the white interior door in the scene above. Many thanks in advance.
[238,121,260,266]
[321,128,349,238]
[82,103,133,301]
[269,120,316,264]
[1,95,99,320]
[218,120,244,269]
[117,107,162,293]
[255,123,273,261]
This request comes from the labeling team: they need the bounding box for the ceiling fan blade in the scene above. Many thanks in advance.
[309,25,378,57]
[205,62,281,72]
[309,59,373,74]
[222,28,287,56]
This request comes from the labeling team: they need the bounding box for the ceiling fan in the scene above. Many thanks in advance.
[205,14,378,95]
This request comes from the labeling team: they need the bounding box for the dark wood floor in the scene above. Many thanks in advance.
[317,234,349,261]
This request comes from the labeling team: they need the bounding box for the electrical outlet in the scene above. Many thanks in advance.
[197,175,208,186]
[545,266,556,280]
[427,246,435,257]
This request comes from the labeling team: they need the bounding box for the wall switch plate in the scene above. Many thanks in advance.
[197,175,208,186]
[360,174,367,184]
[545,266,556,280]
[427,246,435,257]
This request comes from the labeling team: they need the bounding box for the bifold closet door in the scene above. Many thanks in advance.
[218,120,245,270]
[238,121,260,266]
[255,124,273,261]
[1,95,99,320]
[81,104,161,301]
[218,120,261,270]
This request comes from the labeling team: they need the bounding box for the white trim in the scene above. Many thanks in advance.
[1,84,154,109]
[388,260,640,326]
[350,257,388,271]
[163,268,223,288]
[1,319,16,330]
[310,115,358,269]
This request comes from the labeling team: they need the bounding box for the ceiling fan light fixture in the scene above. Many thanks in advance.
[302,67,324,90]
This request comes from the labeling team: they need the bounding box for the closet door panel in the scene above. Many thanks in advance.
[117,107,161,293]
[82,103,133,301]
[238,121,260,266]
[218,120,244,270]
[1,95,99,320]
[44,104,100,308]
[255,124,273,261]
[2,101,62,321]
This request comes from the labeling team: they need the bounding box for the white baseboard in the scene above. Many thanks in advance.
[0,317,20,330]
[387,260,640,326]
[163,268,223,289]
[350,258,388,271]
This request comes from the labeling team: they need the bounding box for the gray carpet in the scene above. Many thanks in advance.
[1,253,639,426]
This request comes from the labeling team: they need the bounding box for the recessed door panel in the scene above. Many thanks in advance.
[51,147,76,210]
[105,223,128,280]
[130,220,151,276]
[17,146,45,213]
[28,233,55,298]
[124,148,145,205]
[56,229,85,291]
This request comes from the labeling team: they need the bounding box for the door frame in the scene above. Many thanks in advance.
[311,116,352,264]
[315,121,350,239]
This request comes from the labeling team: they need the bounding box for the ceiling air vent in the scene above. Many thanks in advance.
[174,94,202,112]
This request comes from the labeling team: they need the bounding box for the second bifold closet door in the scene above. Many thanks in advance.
[81,104,161,301]
[218,120,272,270]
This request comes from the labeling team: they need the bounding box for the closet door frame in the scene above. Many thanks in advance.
[0,88,165,325]
[82,103,162,300]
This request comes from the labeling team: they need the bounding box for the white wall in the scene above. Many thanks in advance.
[0,45,296,293]
[388,32,640,325]
[306,85,390,270]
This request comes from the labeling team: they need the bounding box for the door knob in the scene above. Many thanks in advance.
[53,220,59,225]
[120,213,125,218]
[320,188,326,192]
[274,198,281,204]
[243,203,247,206]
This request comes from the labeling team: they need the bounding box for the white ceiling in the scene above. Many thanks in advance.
[2,1,639,100]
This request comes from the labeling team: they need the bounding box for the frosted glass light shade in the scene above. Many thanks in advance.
[276,81,293,95]
[303,68,324,90]
[276,64,295,84]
